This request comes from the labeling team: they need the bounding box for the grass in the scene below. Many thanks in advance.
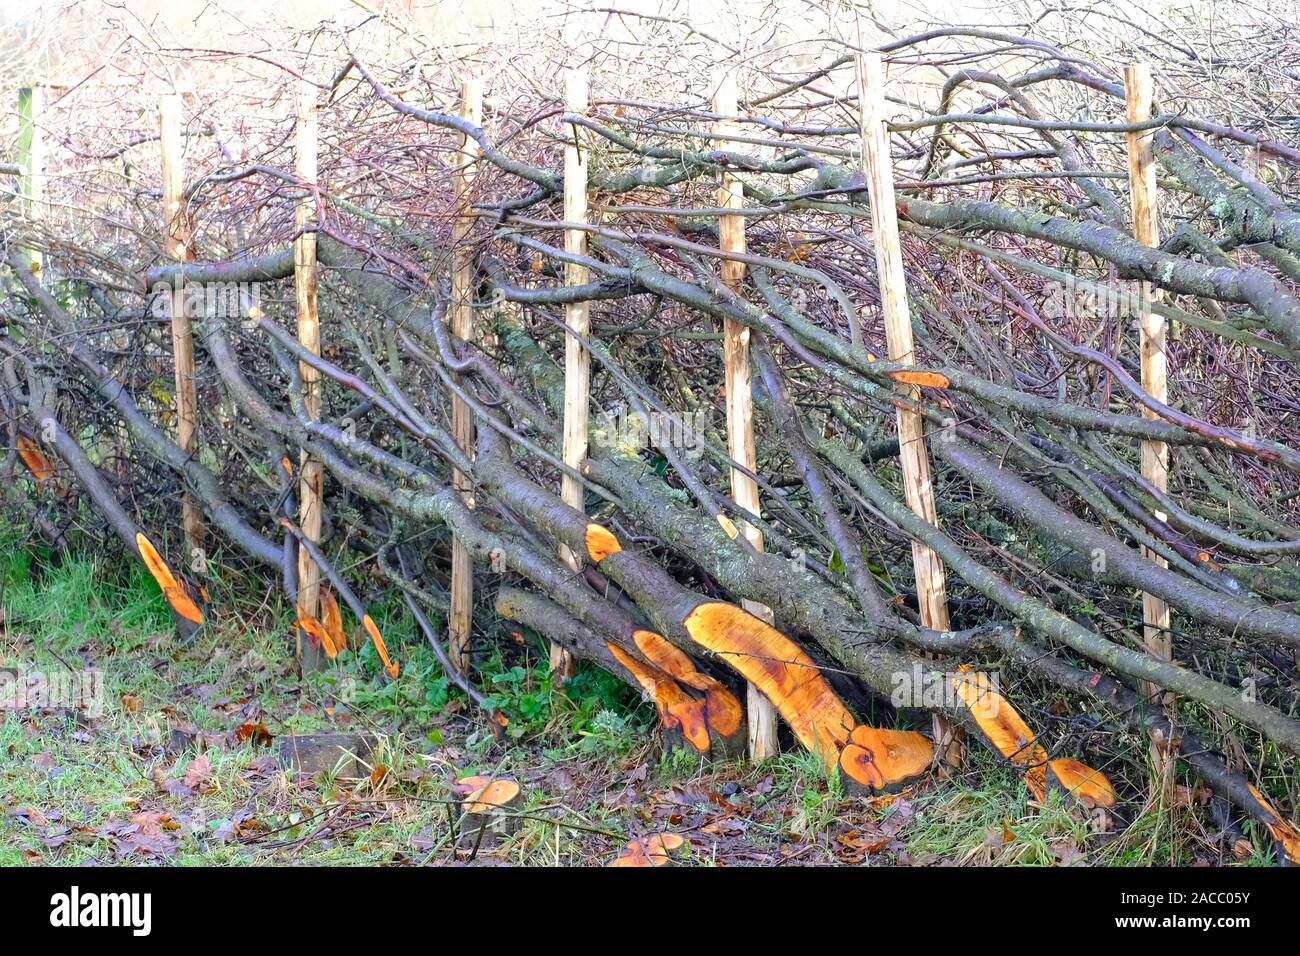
[0,538,661,866]
[900,756,1096,865]
[0,532,1276,866]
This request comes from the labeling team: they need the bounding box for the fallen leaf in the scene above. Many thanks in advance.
[1051,841,1088,866]
[102,812,179,859]
[10,807,47,826]
[546,767,577,791]
[182,754,213,792]
[212,819,238,844]
[246,754,279,776]
[32,752,60,773]
[234,720,273,746]
[172,777,200,798]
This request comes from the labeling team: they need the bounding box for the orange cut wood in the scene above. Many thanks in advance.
[650,832,685,854]
[362,614,399,678]
[885,369,951,389]
[608,832,685,866]
[136,532,178,592]
[320,587,346,655]
[632,629,743,738]
[608,641,662,700]
[17,434,55,483]
[135,532,204,625]
[585,523,622,562]
[699,681,744,740]
[608,643,710,753]
[1046,757,1117,809]
[839,724,934,793]
[633,629,697,679]
[296,612,334,656]
[950,671,1046,766]
[949,671,1113,807]
[1246,783,1300,865]
[608,849,653,867]
[661,693,710,754]
[166,586,205,625]
[786,242,816,263]
[456,775,522,814]
[681,601,855,763]
[454,773,524,846]
[950,670,1048,797]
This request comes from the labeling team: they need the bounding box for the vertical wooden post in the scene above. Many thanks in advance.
[293,80,325,673]
[713,68,779,761]
[857,53,962,764]
[555,66,590,681]
[17,86,45,275]
[1126,64,1174,779]
[448,78,483,675]
[159,94,204,558]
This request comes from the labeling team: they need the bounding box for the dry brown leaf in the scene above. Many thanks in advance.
[182,754,213,792]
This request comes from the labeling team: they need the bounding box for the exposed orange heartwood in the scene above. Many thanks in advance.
[584,522,622,562]
[632,629,743,738]
[17,433,56,483]
[838,725,934,793]
[608,642,711,753]
[949,669,1114,807]
[681,601,854,763]
[134,531,204,625]
[884,369,951,389]
[320,587,346,655]
[363,613,399,678]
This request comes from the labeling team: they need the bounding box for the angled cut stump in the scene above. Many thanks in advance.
[135,531,205,640]
[838,725,934,795]
[1244,784,1300,866]
[494,582,744,759]
[606,637,745,759]
[950,670,1116,809]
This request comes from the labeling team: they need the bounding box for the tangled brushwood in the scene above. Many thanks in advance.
[4,2,1300,864]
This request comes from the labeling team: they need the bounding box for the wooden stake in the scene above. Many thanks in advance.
[449,78,483,676]
[159,94,204,559]
[17,86,45,276]
[857,53,962,765]
[713,68,779,761]
[555,66,590,681]
[293,80,325,674]
[1126,63,1174,780]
